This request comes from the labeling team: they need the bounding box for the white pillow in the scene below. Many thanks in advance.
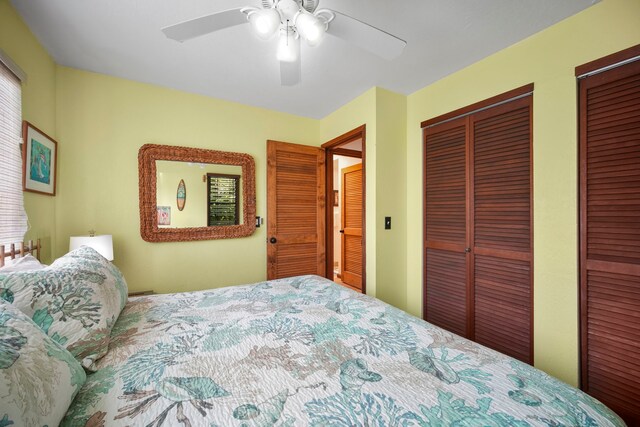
[0,299,86,426]
[0,254,46,273]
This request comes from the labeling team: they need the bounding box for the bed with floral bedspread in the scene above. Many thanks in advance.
[61,275,624,426]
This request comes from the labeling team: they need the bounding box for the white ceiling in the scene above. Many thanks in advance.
[12,0,597,119]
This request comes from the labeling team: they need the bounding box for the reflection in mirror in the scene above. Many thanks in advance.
[138,144,256,242]
[156,161,244,228]
[207,173,241,226]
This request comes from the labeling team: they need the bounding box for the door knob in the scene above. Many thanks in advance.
[465,247,471,253]
[270,237,277,244]
[339,229,344,234]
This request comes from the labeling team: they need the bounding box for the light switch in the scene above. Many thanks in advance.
[385,217,391,230]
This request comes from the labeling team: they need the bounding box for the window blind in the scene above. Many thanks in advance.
[208,174,240,226]
[0,61,27,246]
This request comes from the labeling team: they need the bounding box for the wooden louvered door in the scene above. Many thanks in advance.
[471,97,533,363]
[267,140,325,280]
[423,86,533,363]
[424,117,470,338]
[341,163,363,290]
[579,57,640,424]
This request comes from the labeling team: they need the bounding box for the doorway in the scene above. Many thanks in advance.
[322,125,366,293]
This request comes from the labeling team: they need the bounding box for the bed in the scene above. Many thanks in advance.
[0,247,625,426]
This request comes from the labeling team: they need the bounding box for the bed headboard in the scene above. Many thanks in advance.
[0,239,41,268]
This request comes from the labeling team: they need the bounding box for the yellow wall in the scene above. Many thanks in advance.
[320,88,378,296]
[0,0,57,262]
[318,87,408,306]
[55,67,319,294]
[55,70,408,309]
[405,0,640,386]
[375,88,407,308]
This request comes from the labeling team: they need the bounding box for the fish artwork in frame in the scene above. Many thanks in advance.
[22,121,57,196]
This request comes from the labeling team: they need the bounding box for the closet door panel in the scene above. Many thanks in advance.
[341,164,363,289]
[425,248,467,337]
[424,118,469,337]
[580,59,640,423]
[472,98,533,363]
[475,254,531,362]
[473,102,531,252]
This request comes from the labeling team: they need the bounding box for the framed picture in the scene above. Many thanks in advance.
[22,121,57,196]
[157,206,171,225]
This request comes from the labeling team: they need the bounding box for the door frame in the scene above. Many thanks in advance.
[322,125,366,293]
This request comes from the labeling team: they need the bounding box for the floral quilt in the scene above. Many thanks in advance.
[62,275,624,426]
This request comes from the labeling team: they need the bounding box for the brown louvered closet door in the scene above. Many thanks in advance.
[267,140,325,280]
[424,118,470,338]
[580,58,640,424]
[424,86,533,364]
[471,98,533,363]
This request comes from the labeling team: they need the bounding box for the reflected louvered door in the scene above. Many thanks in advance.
[341,163,363,290]
[580,59,640,423]
[267,140,325,280]
[424,118,470,338]
[471,98,533,364]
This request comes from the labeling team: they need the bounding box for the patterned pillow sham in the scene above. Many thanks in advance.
[0,299,86,427]
[0,246,128,371]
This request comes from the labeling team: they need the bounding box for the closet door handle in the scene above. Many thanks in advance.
[464,247,471,253]
[339,230,344,234]
[270,237,277,244]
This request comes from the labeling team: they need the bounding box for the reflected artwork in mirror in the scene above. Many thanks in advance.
[139,144,256,242]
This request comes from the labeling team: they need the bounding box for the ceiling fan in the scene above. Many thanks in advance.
[162,0,407,86]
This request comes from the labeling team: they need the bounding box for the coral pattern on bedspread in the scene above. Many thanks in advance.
[62,275,624,426]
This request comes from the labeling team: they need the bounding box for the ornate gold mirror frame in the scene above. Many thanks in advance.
[138,144,256,242]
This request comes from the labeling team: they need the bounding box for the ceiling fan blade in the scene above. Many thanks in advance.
[327,11,406,60]
[162,8,247,42]
[280,59,301,86]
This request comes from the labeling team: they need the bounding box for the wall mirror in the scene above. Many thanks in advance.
[139,144,256,242]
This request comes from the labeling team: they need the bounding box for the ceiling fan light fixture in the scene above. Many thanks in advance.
[277,0,301,20]
[165,1,405,87]
[294,11,326,46]
[277,27,300,63]
[246,7,281,39]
